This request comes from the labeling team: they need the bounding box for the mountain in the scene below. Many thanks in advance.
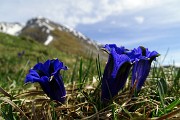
[0,17,105,58]
[0,22,23,35]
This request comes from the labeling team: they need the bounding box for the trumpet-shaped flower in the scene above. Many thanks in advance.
[25,59,68,103]
[131,46,159,91]
[101,44,132,101]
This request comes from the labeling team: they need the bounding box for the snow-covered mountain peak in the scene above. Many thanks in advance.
[0,17,100,50]
[24,17,99,48]
[0,22,24,35]
[26,17,55,31]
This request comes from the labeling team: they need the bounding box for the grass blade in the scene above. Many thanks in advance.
[82,54,93,85]
[0,109,12,120]
[78,58,83,89]
[156,107,180,120]
[174,68,180,91]
[0,87,12,98]
[159,78,167,95]
[70,57,78,84]
[0,97,29,119]
[157,78,166,114]
[166,99,180,112]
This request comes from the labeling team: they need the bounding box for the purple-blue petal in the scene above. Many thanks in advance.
[132,60,151,91]
[38,76,51,97]
[52,73,66,101]
[110,50,131,77]
[131,47,160,92]
[104,44,117,52]
[129,46,160,93]
[104,44,126,55]
[52,59,68,75]
[147,51,159,61]
[43,60,51,76]
[33,63,43,71]
[33,63,47,76]
[25,70,41,83]
[25,59,67,103]
[39,74,66,102]
[126,49,141,62]
[136,47,143,55]
[110,62,131,97]
[101,49,132,101]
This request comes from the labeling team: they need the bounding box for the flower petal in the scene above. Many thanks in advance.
[131,59,151,91]
[111,50,130,78]
[101,48,132,101]
[43,60,51,76]
[25,59,67,103]
[104,44,126,55]
[131,46,159,91]
[111,61,131,97]
[134,60,151,91]
[147,51,160,61]
[104,44,117,52]
[33,63,43,70]
[25,70,43,83]
[33,63,46,76]
[39,74,66,103]
[101,55,115,101]
[52,59,68,75]
[52,73,66,102]
[39,76,51,97]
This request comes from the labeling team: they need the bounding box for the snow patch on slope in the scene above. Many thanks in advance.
[0,23,23,35]
[44,35,53,45]
[64,25,88,40]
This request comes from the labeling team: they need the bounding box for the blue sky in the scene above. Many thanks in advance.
[1,0,180,66]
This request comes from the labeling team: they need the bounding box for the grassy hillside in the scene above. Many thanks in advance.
[0,32,85,90]
[51,29,104,57]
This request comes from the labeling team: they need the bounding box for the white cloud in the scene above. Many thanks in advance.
[0,0,162,27]
[1,0,180,28]
[134,16,145,24]
[77,0,159,27]
[121,0,158,10]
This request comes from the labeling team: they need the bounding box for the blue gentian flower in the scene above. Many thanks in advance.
[101,44,132,101]
[131,46,159,91]
[18,51,25,57]
[25,58,68,103]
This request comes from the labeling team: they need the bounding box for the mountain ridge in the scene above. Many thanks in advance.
[0,17,106,59]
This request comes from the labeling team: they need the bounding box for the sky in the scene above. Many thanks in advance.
[0,0,180,66]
